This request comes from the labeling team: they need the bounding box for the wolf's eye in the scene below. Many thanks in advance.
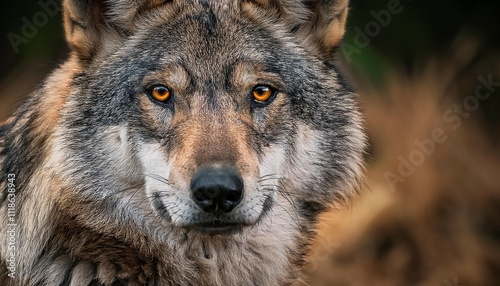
[148,85,172,103]
[252,85,276,103]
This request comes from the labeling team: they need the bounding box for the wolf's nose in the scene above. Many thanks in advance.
[190,167,244,214]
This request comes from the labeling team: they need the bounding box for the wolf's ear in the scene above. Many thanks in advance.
[63,0,117,60]
[63,0,136,61]
[244,0,349,61]
[293,0,349,60]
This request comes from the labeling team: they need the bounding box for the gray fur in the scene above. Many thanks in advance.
[0,0,365,285]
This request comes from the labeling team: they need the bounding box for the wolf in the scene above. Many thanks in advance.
[0,0,365,285]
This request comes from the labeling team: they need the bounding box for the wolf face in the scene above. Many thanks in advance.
[1,0,364,284]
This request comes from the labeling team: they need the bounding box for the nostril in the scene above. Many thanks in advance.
[190,167,244,214]
[225,190,242,204]
[192,187,215,203]
[221,189,243,213]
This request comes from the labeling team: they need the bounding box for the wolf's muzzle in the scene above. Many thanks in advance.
[190,167,244,214]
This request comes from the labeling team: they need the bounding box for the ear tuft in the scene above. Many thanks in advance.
[242,0,350,60]
[293,0,349,60]
[63,0,175,62]
[63,0,106,59]
[63,0,135,62]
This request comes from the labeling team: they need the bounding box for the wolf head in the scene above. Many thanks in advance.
[54,0,364,239]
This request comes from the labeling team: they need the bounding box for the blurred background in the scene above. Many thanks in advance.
[1,0,499,285]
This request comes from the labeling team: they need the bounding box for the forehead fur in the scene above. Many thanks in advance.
[109,0,308,23]
[64,0,349,62]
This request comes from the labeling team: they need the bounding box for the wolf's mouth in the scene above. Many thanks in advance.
[187,195,274,235]
[191,221,245,235]
[190,195,274,235]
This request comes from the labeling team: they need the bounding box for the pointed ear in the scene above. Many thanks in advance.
[63,0,139,61]
[64,0,109,60]
[292,0,349,61]
[244,0,349,61]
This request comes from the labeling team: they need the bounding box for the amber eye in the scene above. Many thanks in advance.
[252,85,275,103]
[149,85,172,103]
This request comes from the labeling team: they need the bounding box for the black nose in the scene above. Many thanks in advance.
[190,167,244,214]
